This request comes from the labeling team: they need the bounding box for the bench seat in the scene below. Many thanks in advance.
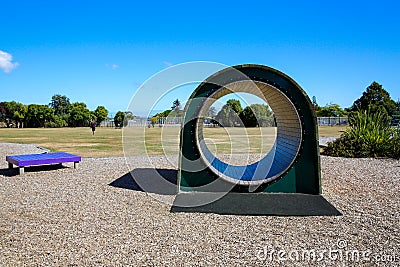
[6,152,81,175]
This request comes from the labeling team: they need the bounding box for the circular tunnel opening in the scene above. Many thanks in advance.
[196,80,303,186]
[202,92,277,166]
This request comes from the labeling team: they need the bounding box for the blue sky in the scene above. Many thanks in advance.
[1,0,399,117]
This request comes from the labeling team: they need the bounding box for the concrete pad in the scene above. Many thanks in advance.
[171,192,341,216]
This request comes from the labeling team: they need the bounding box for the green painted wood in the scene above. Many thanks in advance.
[179,64,321,194]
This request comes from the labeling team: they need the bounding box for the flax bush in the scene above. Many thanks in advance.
[323,108,400,159]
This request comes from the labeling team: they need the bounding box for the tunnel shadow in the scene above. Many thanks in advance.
[109,168,341,216]
[171,192,342,216]
[109,168,178,195]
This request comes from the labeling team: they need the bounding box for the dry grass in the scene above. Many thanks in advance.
[0,126,345,157]
[0,127,123,157]
[318,125,347,136]
[202,127,276,155]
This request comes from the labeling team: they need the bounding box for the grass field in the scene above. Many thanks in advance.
[0,127,124,157]
[202,127,277,155]
[0,126,346,157]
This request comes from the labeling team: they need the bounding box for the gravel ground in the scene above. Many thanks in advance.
[0,143,399,266]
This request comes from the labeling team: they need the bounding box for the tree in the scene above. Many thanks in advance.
[312,96,317,107]
[149,117,157,127]
[169,109,184,117]
[169,99,184,117]
[114,111,125,128]
[49,115,68,128]
[152,108,184,123]
[316,103,347,117]
[153,110,171,118]
[5,101,27,128]
[25,104,54,127]
[349,82,396,116]
[208,106,217,118]
[94,106,109,126]
[125,111,134,120]
[395,100,400,116]
[1,98,110,128]
[0,102,7,122]
[226,99,243,114]
[215,99,243,127]
[68,102,91,127]
[240,104,273,127]
[49,94,70,116]
[124,111,134,127]
[311,96,320,112]
[171,99,181,112]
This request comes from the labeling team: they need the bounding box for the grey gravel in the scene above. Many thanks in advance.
[0,143,399,266]
[0,142,50,154]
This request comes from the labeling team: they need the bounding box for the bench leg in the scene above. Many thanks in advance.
[19,167,25,175]
[74,162,79,169]
[8,163,13,169]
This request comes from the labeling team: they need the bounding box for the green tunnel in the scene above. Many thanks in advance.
[178,64,321,194]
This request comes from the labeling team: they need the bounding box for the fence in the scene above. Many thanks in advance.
[100,117,183,128]
[101,117,349,127]
[100,120,115,127]
[317,117,349,126]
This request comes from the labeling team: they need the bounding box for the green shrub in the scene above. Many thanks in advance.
[389,128,400,159]
[323,108,399,159]
[44,115,68,128]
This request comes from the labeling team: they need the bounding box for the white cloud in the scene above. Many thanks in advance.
[0,50,19,73]
[106,63,119,70]
[163,61,173,67]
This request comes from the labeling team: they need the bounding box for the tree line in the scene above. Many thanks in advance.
[1,82,398,129]
[151,98,276,127]
[151,82,399,128]
[215,81,399,127]
[322,82,400,159]
[0,95,109,128]
[314,82,399,119]
[149,99,184,126]
[214,100,274,127]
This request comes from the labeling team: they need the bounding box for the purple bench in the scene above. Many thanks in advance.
[6,152,81,175]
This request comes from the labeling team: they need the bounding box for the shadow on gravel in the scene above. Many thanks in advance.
[171,193,342,216]
[109,169,342,216]
[0,164,67,177]
[109,168,178,195]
